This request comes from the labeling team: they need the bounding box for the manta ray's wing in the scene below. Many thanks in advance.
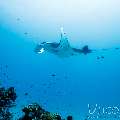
[58,27,70,49]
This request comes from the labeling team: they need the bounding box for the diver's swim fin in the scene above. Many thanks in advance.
[58,27,70,49]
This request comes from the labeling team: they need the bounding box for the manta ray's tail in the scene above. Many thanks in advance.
[81,45,92,55]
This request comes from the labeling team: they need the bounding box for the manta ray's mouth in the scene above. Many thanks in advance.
[38,48,45,54]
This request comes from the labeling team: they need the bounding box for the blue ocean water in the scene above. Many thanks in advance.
[1,1,120,119]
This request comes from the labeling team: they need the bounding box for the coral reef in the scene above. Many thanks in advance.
[0,86,73,120]
[0,87,17,120]
[19,103,62,120]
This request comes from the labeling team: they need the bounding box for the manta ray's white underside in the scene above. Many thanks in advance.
[38,48,45,54]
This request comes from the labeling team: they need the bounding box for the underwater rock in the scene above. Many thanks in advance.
[0,87,17,107]
[0,87,17,120]
[67,116,73,120]
[0,86,72,120]
[19,103,63,120]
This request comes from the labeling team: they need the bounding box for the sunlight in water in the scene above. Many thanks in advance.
[1,0,120,47]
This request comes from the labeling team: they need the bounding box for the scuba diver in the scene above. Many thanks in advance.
[34,27,92,58]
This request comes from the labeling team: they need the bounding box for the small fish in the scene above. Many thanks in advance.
[97,56,100,59]
[24,93,28,96]
[115,47,120,50]
[51,74,56,77]
[101,56,104,59]
[17,18,20,21]
[24,32,28,35]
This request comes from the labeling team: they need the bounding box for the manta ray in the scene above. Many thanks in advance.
[34,28,92,57]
